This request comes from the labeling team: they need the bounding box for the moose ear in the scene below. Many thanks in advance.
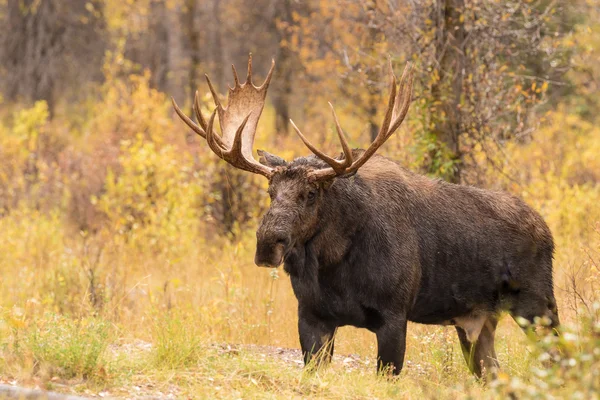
[257,149,287,167]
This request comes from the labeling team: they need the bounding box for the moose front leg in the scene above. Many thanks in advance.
[375,315,408,376]
[298,309,336,369]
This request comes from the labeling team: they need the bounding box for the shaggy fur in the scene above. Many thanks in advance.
[255,149,559,377]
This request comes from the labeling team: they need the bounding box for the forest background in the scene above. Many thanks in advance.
[0,0,599,398]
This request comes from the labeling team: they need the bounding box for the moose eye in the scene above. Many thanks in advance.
[307,190,317,204]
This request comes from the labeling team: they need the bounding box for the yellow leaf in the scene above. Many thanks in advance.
[541,81,549,92]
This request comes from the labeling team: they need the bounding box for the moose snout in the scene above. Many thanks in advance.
[255,231,290,268]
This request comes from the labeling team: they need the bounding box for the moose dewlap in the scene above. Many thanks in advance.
[172,55,559,378]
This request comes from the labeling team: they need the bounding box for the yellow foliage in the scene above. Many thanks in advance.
[90,70,175,145]
[504,110,600,243]
[96,134,202,256]
[0,101,70,213]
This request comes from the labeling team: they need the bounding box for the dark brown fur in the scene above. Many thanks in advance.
[255,149,559,377]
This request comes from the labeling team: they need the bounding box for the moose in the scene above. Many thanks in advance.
[172,55,560,378]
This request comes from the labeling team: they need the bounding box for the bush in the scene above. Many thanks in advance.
[492,312,600,399]
[27,314,110,380]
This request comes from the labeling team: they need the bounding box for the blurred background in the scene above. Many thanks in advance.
[0,0,599,396]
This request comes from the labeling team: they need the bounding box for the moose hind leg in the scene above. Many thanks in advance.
[509,289,560,333]
[455,316,499,380]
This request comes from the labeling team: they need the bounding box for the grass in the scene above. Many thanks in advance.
[150,311,205,369]
[0,313,110,383]
[1,303,598,398]
[27,315,110,380]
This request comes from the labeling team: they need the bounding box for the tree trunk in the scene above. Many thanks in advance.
[273,0,293,136]
[148,1,170,91]
[166,2,185,103]
[185,0,200,101]
[430,0,465,183]
[274,45,292,136]
[365,1,382,142]
[211,0,224,89]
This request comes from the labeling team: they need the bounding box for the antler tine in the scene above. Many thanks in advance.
[229,113,251,156]
[395,62,410,109]
[205,74,222,108]
[372,64,398,146]
[259,59,275,91]
[193,91,208,130]
[387,62,414,139]
[328,102,353,167]
[290,119,338,166]
[172,97,206,139]
[193,90,226,149]
[290,119,349,173]
[205,109,222,156]
[231,64,240,87]
[246,53,253,84]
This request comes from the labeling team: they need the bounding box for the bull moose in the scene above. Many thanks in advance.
[172,55,560,378]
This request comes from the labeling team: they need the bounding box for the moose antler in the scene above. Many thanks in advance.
[172,54,275,178]
[291,61,414,181]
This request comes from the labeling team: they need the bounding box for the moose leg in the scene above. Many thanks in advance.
[455,316,499,380]
[298,311,336,368]
[510,290,560,333]
[375,316,408,376]
[510,290,561,367]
